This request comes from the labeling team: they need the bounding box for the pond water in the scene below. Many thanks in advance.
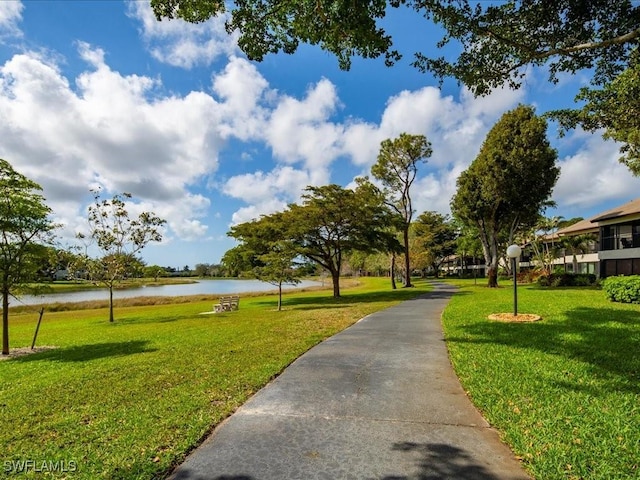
[11,279,322,307]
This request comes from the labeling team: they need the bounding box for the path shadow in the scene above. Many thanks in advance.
[253,282,463,310]
[385,442,508,480]
[12,340,156,363]
[170,468,254,480]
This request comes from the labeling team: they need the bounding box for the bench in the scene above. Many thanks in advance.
[214,295,240,313]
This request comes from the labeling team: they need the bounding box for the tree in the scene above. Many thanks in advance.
[0,159,57,355]
[550,49,640,176]
[254,241,301,311]
[152,1,640,172]
[144,265,167,281]
[228,211,303,310]
[561,234,596,274]
[526,216,564,276]
[451,105,559,287]
[151,1,639,92]
[371,133,432,288]
[80,189,165,322]
[413,211,458,278]
[288,183,396,297]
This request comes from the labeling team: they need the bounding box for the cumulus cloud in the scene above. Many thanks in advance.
[0,0,23,39]
[0,45,224,243]
[126,0,238,68]
[553,131,640,209]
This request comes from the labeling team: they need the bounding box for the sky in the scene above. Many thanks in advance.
[0,1,639,269]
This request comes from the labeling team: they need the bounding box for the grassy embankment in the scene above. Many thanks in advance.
[1,276,431,479]
[442,279,640,480]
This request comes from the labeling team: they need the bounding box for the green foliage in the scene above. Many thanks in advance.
[151,1,639,96]
[549,49,640,176]
[602,275,640,303]
[151,1,640,173]
[442,280,640,479]
[371,133,432,288]
[79,189,166,322]
[451,105,559,287]
[0,159,57,354]
[537,273,597,287]
[413,211,458,277]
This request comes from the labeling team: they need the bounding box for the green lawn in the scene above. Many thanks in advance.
[442,279,640,480]
[1,277,431,479]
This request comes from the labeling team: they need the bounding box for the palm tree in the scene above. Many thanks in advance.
[561,234,596,274]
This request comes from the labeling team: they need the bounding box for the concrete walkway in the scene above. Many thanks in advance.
[170,282,531,480]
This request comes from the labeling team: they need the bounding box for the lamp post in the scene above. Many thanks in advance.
[506,244,522,316]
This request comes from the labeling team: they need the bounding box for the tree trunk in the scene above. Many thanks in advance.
[403,226,412,287]
[2,284,9,355]
[572,253,578,274]
[330,268,341,298]
[277,283,282,311]
[109,285,115,322]
[390,254,397,290]
[487,265,499,287]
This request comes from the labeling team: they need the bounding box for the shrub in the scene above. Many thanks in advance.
[537,273,597,287]
[602,275,640,303]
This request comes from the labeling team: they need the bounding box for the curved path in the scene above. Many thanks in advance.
[170,282,531,480]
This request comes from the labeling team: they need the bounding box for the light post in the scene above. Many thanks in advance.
[506,244,522,316]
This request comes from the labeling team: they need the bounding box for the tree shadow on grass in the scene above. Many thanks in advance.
[447,306,640,395]
[253,281,463,310]
[12,340,156,363]
[384,442,509,480]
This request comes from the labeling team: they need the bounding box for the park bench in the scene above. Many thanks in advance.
[214,295,240,313]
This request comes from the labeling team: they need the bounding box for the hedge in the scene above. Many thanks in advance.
[602,275,640,303]
[537,273,597,287]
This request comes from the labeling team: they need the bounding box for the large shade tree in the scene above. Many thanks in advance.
[151,1,640,170]
[451,105,559,287]
[371,133,432,288]
[288,183,397,297]
[0,159,57,355]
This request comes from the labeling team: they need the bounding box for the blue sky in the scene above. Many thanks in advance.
[1,1,639,269]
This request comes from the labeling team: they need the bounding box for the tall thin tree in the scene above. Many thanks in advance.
[372,133,432,288]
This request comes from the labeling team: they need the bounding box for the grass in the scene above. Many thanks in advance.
[442,279,640,480]
[0,277,431,479]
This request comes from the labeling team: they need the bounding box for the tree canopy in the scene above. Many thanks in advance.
[151,0,639,94]
[550,49,640,176]
[152,1,640,174]
[451,104,559,287]
[0,159,57,355]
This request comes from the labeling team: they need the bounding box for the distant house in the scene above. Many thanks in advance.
[556,198,640,278]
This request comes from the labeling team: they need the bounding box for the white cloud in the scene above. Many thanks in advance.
[553,132,640,209]
[265,78,344,173]
[0,0,22,38]
[126,1,238,68]
[212,56,270,140]
[223,166,312,205]
[0,46,225,244]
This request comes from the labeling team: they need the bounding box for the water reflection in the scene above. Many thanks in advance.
[12,279,321,307]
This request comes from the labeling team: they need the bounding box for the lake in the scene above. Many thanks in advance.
[11,279,322,307]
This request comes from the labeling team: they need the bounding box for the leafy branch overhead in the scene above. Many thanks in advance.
[151,0,640,175]
[151,0,639,93]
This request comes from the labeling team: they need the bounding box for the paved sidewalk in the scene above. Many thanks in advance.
[170,282,531,480]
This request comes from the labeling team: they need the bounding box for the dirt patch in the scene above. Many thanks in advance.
[0,346,57,361]
[488,313,541,323]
